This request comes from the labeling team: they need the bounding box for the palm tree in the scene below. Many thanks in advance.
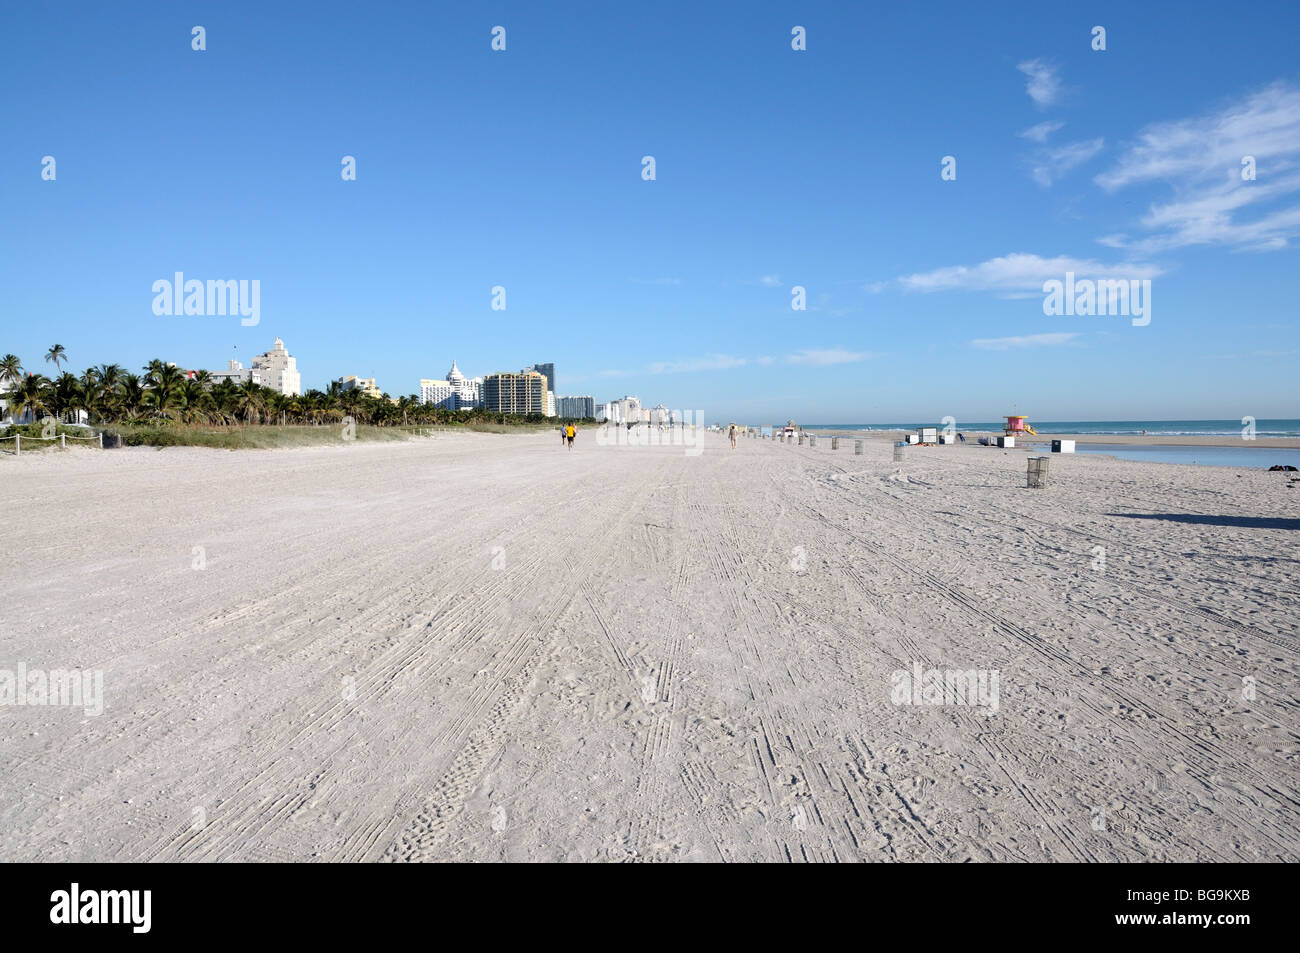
[178,379,212,424]
[118,374,145,421]
[52,372,82,421]
[45,344,67,373]
[265,391,291,425]
[0,354,22,422]
[339,387,364,423]
[4,373,51,422]
[210,379,239,424]
[232,378,266,425]
[0,354,22,388]
[142,362,185,419]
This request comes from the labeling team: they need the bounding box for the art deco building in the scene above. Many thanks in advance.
[209,338,301,395]
[420,360,483,409]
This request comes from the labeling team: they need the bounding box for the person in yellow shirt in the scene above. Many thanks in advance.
[564,423,576,450]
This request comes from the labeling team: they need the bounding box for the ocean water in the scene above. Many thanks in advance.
[1031,443,1300,469]
[802,419,1300,437]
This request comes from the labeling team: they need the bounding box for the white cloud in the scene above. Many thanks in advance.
[647,354,747,374]
[599,353,750,377]
[786,348,873,366]
[759,274,782,287]
[896,252,1162,295]
[1017,59,1062,108]
[971,332,1081,350]
[1019,120,1065,143]
[1031,137,1104,187]
[1095,81,1300,252]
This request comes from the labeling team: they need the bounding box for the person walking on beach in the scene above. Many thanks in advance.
[561,424,567,447]
[729,423,737,449]
[565,422,576,450]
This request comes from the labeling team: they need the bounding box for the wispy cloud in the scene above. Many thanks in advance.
[1017,59,1062,108]
[601,349,873,376]
[896,253,1162,295]
[786,348,873,366]
[647,354,747,374]
[1031,137,1104,187]
[1095,81,1300,252]
[758,274,782,287]
[971,332,1081,350]
[599,354,750,376]
[1019,120,1065,143]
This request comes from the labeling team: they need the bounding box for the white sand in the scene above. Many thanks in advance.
[1,432,1297,862]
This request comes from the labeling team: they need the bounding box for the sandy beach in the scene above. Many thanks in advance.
[1,431,1297,862]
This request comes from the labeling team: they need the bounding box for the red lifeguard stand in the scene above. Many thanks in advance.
[1004,415,1037,436]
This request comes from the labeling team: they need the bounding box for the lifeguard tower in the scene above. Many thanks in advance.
[1004,415,1038,436]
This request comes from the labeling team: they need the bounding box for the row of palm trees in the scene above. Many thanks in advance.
[1,346,552,428]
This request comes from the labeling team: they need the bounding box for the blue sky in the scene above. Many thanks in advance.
[2,1,1297,422]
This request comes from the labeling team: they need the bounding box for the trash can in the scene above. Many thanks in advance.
[855,439,864,455]
[893,441,906,462]
[1027,456,1050,488]
[831,437,840,450]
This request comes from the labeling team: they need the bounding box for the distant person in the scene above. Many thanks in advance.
[561,424,567,447]
[729,423,737,449]
[958,432,966,443]
[565,422,576,450]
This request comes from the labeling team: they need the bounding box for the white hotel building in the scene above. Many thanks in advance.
[420,360,483,410]
[210,337,301,395]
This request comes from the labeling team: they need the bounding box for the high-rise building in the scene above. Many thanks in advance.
[527,363,555,395]
[419,378,455,408]
[556,395,595,418]
[419,360,483,409]
[446,360,482,408]
[209,338,300,395]
[482,370,546,415]
[254,338,301,396]
[610,395,640,423]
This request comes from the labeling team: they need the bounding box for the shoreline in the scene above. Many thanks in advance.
[809,429,1300,449]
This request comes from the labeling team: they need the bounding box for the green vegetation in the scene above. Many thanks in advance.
[1,347,594,449]
[0,420,96,453]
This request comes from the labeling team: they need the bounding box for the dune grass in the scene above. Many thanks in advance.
[3,419,567,452]
[104,423,440,449]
